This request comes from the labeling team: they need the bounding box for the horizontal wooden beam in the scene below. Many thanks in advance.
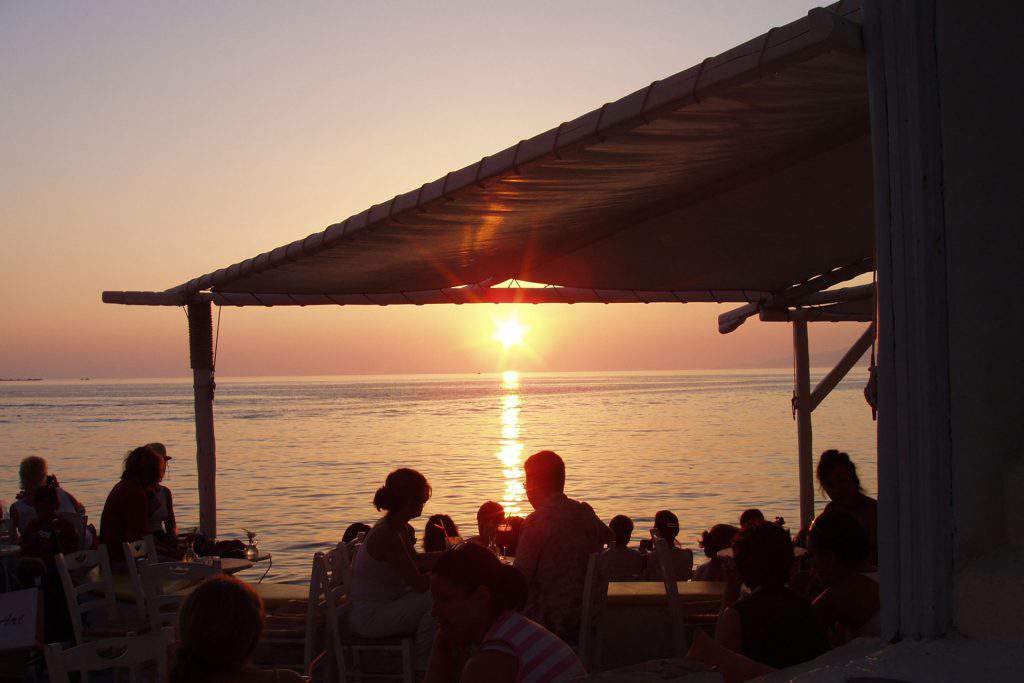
[760,308,874,323]
[717,258,874,333]
[103,287,771,307]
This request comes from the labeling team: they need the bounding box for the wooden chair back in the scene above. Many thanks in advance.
[141,559,221,632]
[653,537,688,656]
[55,545,119,644]
[578,551,609,672]
[123,535,159,622]
[44,632,168,683]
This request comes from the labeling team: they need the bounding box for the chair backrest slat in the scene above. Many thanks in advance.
[55,545,118,644]
[142,559,221,632]
[578,552,609,672]
[123,535,159,621]
[653,538,688,656]
[44,633,168,683]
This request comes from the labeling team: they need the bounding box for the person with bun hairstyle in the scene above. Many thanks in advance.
[171,575,304,682]
[425,543,585,683]
[816,449,878,565]
[643,509,694,581]
[348,468,438,671]
[693,523,739,581]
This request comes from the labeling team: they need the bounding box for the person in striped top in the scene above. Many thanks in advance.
[425,543,585,683]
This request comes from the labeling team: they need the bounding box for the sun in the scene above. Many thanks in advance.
[493,317,527,348]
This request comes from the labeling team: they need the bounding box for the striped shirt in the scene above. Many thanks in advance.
[480,611,586,683]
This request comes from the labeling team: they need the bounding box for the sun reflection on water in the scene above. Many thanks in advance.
[498,371,524,515]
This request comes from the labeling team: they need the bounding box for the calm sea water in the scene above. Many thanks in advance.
[0,370,876,583]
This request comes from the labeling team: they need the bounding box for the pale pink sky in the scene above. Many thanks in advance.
[1,1,868,379]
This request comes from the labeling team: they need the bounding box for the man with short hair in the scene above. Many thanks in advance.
[514,450,610,644]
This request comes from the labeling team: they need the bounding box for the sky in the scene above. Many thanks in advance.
[0,0,870,379]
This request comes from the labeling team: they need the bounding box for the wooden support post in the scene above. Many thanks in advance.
[793,321,815,530]
[187,302,217,538]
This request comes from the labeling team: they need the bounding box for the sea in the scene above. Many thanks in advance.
[0,370,876,583]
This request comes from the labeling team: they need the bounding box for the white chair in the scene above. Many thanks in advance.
[578,552,609,672]
[44,632,168,683]
[123,535,159,622]
[55,545,126,644]
[306,548,413,683]
[141,559,221,632]
[653,538,688,656]
[303,544,351,674]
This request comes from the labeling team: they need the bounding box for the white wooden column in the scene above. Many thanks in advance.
[792,320,814,531]
[865,0,954,640]
[187,301,217,538]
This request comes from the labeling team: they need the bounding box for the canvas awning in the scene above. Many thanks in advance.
[104,1,872,311]
[100,0,877,540]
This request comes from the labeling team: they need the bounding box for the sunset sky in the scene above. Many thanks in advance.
[1,1,869,379]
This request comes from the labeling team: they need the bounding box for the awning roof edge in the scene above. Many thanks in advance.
[158,2,865,299]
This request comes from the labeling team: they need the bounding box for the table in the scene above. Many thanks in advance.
[599,582,724,670]
[607,581,724,607]
[111,557,253,602]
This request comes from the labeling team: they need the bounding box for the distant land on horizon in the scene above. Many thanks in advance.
[8,350,870,383]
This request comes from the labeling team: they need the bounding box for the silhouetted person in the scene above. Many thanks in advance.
[715,522,828,669]
[171,575,304,682]
[603,515,643,580]
[423,513,459,553]
[348,468,437,671]
[425,543,585,683]
[513,450,609,644]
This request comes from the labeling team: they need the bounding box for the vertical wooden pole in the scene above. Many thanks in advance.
[187,301,217,538]
[793,320,814,531]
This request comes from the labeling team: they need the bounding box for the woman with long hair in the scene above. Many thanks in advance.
[347,468,437,672]
[171,575,304,682]
[425,542,585,683]
[99,446,164,562]
[816,450,878,564]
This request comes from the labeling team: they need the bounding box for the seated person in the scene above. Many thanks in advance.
[18,484,78,644]
[643,510,693,581]
[739,508,764,530]
[145,443,178,548]
[425,543,585,683]
[10,455,93,549]
[693,524,739,581]
[171,575,305,683]
[468,500,505,549]
[100,446,164,563]
[513,450,609,644]
[423,514,459,552]
[815,449,878,565]
[342,521,371,545]
[19,483,79,565]
[348,468,438,672]
[715,521,829,670]
[603,515,643,580]
[807,510,880,642]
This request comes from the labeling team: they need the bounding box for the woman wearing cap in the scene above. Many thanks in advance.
[146,443,177,540]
